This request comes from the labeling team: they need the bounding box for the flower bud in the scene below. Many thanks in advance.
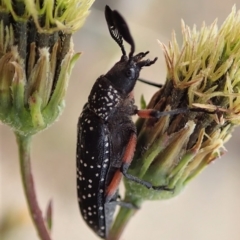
[0,0,94,136]
[125,6,240,203]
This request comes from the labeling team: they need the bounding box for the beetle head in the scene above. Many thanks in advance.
[105,5,157,95]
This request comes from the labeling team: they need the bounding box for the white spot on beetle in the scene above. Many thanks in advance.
[88,194,91,198]
[90,127,94,131]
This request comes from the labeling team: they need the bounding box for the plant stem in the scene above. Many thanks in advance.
[108,197,142,240]
[15,133,52,240]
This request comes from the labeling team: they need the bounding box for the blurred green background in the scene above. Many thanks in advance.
[1,0,240,239]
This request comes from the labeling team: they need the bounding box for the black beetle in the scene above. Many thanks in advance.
[76,5,207,239]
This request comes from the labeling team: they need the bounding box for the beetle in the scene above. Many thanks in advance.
[76,5,210,239]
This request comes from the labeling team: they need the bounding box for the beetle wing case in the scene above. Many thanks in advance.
[77,106,112,238]
[77,88,136,238]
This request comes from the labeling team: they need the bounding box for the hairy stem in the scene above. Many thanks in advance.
[15,133,52,240]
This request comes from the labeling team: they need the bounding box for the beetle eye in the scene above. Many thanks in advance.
[126,68,134,78]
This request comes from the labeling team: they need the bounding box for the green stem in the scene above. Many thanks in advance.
[108,197,142,240]
[15,133,52,240]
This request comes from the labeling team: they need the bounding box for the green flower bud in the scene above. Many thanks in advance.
[109,7,240,240]
[125,6,240,203]
[0,0,94,136]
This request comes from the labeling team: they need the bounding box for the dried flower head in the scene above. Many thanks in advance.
[0,0,94,136]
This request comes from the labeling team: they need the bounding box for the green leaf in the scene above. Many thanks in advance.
[140,94,146,109]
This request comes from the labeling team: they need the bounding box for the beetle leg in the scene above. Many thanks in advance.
[136,108,188,118]
[106,169,123,202]
[108,199,139,209]
[136,107,220,119]
[106,190,138,209]
[120,133,172,191]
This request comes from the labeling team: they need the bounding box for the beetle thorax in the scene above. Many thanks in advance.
[88,77,121,121]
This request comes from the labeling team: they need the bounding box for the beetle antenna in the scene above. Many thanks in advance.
[105,5,126,56]
[112,10,135,59]
[138,78,163,88]
[105,5,135,59]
